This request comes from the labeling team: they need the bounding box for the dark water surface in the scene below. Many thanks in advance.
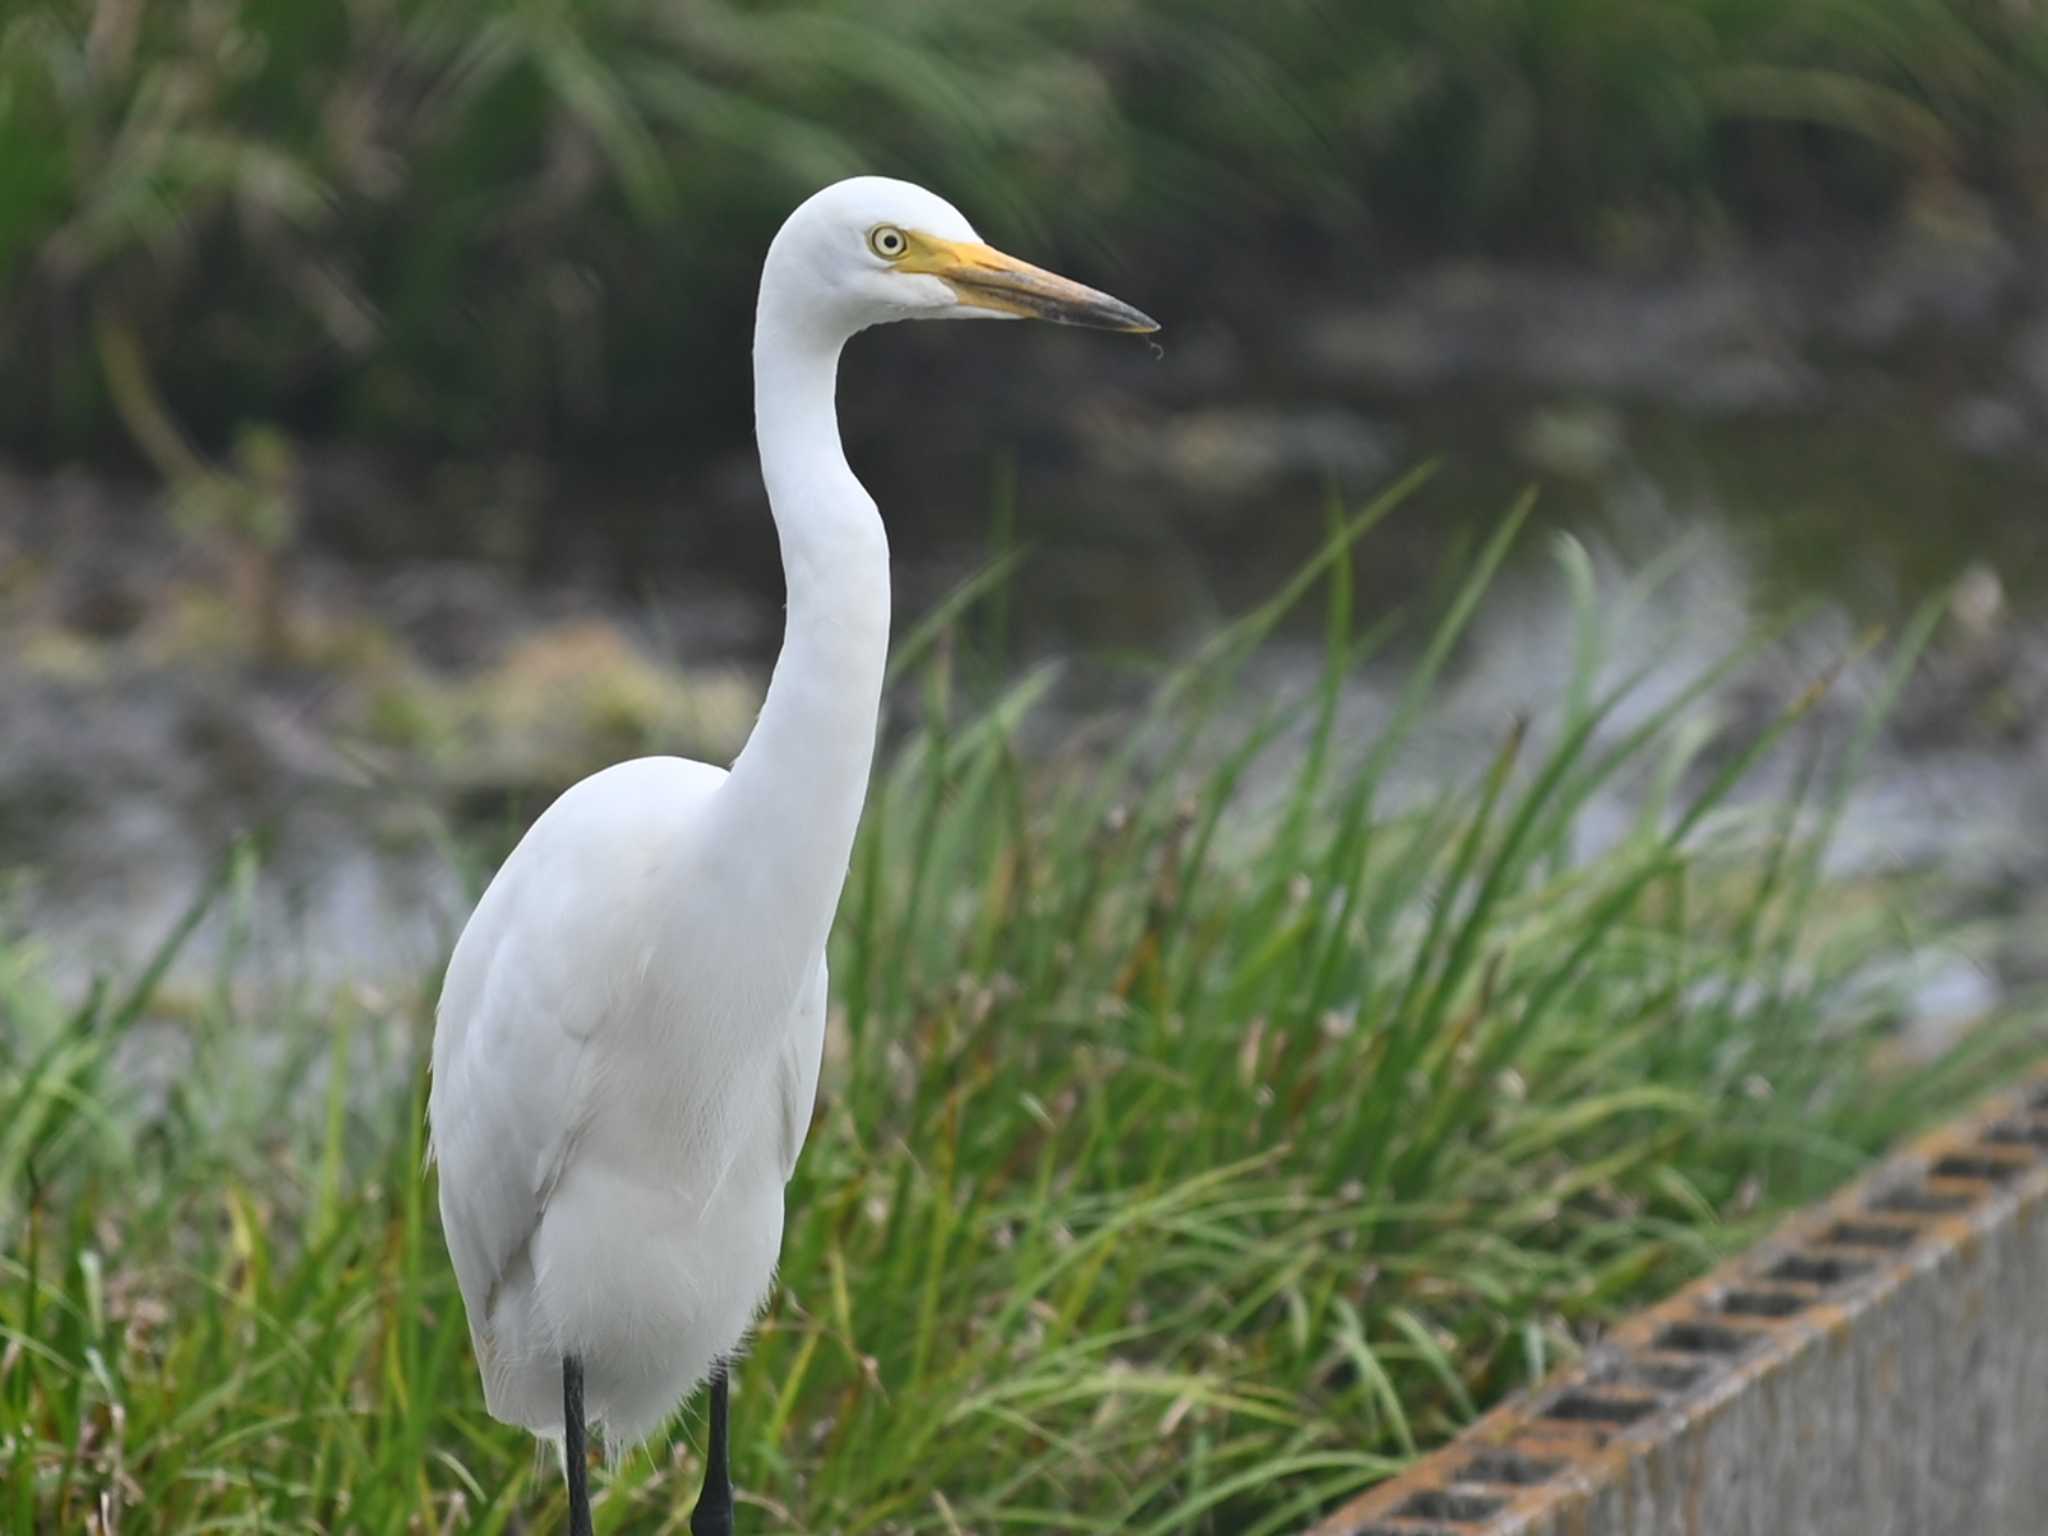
[6,232,2048,1011]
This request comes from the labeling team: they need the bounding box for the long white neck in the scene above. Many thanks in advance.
[697,284,890,985]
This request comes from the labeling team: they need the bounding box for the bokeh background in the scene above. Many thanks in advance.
[7,0,2048,991]
[10,5,2048,1531]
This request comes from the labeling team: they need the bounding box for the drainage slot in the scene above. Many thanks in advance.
[1617,1358,1710,1393]
[1869,1185,1972,1215]
[1768,1253,1871,1287]
[1460,1451,1563,1487]
[1823,1220,1917,1249]
[1543,1390,1656,1425]
[1594,1355,1711,1394]
[1721,1288,1810,1318]
[1984,1119,2048,1148]
[1930,1153,2025,1183]
[1395,1490,1507,1522]
[1653,1321,1752,1355]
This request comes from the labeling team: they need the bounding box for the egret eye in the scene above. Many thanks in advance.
[868,225,908,260]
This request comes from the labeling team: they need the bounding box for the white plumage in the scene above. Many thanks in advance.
[427,177,1155,1513]
[432,757,827,1444]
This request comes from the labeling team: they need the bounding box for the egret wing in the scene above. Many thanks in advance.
[428,758,726,1327]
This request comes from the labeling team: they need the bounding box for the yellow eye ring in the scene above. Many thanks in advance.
[868,225,908,260]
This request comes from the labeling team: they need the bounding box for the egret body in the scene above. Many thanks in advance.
[427,177,1155,1533]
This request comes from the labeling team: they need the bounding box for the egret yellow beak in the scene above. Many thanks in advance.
[898,231,1159,333]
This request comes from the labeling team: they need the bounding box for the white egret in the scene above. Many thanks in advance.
[427,176,1156,1535]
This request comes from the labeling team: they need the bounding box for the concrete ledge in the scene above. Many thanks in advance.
[1305,1068,2048,1536]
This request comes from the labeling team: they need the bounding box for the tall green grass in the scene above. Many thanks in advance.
[1,505,2033,1532]
[3,0,2046,459]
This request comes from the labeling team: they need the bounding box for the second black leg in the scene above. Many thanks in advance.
[690,1363,734,1536]
[564,1355,593,1536]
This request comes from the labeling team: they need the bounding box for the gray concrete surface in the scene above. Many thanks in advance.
[1306,1077,2048,1536]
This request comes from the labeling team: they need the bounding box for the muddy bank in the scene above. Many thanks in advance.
[5,211,2048,1000]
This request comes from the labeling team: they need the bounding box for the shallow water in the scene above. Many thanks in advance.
[6,238,2048,1010]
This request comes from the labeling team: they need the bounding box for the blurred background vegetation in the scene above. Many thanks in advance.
[5,0,2048,463]
[9,3,2048,1531]
[4,0,2046,1124]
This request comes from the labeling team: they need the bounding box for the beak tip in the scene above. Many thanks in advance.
[1104,302,1159,335]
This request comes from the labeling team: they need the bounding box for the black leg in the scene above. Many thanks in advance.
[564,1355,593,1536]
[690,1363,734,1536]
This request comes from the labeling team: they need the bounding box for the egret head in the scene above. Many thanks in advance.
[761,176,1157,343]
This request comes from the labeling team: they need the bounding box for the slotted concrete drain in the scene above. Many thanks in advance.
[1819,1218,1915,1248]
[1764,1252,1870,1287]
[1715,1287,1807,1319]
[1393,1491,1508,1522]
[1540,1389,1657,1427]
[1456,1453,1561,1487]
[1603,1358,1707,1395]
[1303,1065,2048,1536]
